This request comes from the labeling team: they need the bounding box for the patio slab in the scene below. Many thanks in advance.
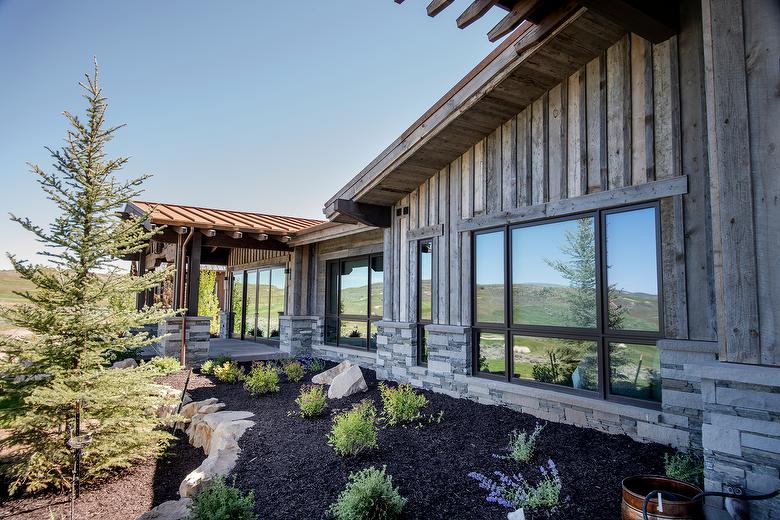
[208,338,287,362]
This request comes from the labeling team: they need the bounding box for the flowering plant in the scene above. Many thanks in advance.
[468,459,562,510]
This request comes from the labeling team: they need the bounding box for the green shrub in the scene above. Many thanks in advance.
[201,354,232,375]
[502,423,544,462]
[296,385,327,418]
[328,401,378,457]
[148,356,181,375]
[379,383,428,425]
[283,360,305,383]
[186,476,257,520]
[243,363,279,395]
[664,451,703,486]
[213,361,243,384]
[329,466,406,520]
[308,358,325,373]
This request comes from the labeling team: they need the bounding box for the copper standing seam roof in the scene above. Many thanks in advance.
[128,201,326,235]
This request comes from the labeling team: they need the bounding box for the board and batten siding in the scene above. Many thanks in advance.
[383,32,715,344]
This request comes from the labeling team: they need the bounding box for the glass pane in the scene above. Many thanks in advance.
[512,335,598,392]
[609,342,661,402]
[476,331,505,376]
[339,320,367,349]
[268,267,286,338]
[325,318,339,345]
[340,258,369,316]
[253,269,269,339]
[605,207,660,331]
[419,240,433,321]
[369,322,378,351]
[475,232,505,324]
[512,218,597,328]
[231,272,244,337]
[418,326,428,364]
[244,270,259,340]
[370,256,384,318]
[326,262,339,315]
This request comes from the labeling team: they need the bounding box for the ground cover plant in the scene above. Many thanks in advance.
[329,466,406,520]
[496,423,545,463]
[146,356,181,375]
[328,400,378,457]
[200,354,233,376]
[244,362,280,395]
[379,383,428,426]
[213,360,243,384]
[664,451,704,486]
[283,360,305,383]
[296,385,327,418]
[186,476,257,520]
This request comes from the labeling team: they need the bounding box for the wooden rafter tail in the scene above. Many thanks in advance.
[514,1,584,56]
[487,0,545,42]
[427,0,455,17]
[456,0,501,29]
[394,0,404,3]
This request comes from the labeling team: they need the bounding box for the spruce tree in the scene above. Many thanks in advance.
[0,62,176,494]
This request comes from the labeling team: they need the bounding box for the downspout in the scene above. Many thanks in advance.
[178,227,194,366]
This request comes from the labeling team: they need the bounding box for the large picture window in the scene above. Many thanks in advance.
[229,266,286,342]
[325,254,383,351]
[472,203,662,406]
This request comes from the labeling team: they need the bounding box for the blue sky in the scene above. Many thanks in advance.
[0,0,505,269]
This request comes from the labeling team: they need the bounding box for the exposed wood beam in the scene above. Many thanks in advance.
[457,0,500,29]
[488,0,545,42]
[580,0,677,43]
[173,226,188,234]
[427,0,455,17]
[333,199,392,228]
[514,1,582,56]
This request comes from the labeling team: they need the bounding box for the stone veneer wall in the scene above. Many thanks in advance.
[279,316,317,357]
[157,316,211,364]
[218,311,230,339]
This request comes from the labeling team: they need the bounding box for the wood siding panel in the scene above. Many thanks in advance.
[501,118,517,210]
[607,35,631,190]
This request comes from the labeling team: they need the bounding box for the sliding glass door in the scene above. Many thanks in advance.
[230,265,287,342]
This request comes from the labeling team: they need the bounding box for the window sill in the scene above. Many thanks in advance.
[313,344,377,361]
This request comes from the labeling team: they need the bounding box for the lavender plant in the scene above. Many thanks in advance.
[494,423,545,462]
[468,459,562,510]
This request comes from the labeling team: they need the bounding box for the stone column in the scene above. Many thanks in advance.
[218,311,230,339]
[375,321,416,382]
[157,316,211,364]
[279,316,317,358]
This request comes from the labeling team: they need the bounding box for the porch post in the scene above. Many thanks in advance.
[186,232,202,316]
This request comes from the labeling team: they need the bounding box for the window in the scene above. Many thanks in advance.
[472,203,662,406]
[325,254,383,350]
[417,240,433,364]
[229,265,287,342]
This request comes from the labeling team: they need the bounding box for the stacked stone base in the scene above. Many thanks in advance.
[156,316,211,364]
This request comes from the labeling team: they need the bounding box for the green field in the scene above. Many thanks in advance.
[0,270,37,331]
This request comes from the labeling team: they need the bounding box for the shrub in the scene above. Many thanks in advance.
[201,354,232,376]
[469,459,562,510]
[496,423,544,463]
[379,383,428,425]
[296,385,327,418]
[664,451,703,486]
[243,363,279,395]
[186,476,257,520]
[328,401,378,457]
[148,356,181,375]
[306,357,325,373]
[284,360,305,383]
[213,361,243,384]
[329,466,406,520]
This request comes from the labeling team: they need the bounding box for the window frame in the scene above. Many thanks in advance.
[325,253,383,351]
[229,265,287,342]
[471,201,664,409]
[416,239,434,366]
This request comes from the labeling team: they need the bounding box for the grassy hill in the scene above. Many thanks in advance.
[0,270,37,330]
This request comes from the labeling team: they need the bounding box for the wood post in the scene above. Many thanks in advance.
[186,232,202,317]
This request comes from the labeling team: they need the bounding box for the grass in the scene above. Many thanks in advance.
[0,270,37,331]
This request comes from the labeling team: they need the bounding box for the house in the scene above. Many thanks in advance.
[126,0,780,516]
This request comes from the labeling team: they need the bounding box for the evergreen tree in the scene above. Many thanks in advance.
[0,62,176,494]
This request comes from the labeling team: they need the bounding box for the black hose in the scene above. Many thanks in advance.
[641,488,779,520]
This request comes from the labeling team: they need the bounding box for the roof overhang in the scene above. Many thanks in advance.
[323,4,656,218]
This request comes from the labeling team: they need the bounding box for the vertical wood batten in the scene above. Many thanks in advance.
[383,227,393,320]
[461,147,474,219]
[607,34,632,190]
[631,33,655,185]
[516,108,532,206]
[501,118,518,210]
[449,158,462,325]
[531,94,548,204]
[438,167,450,323]
[399,196,410,323]
[486,128,502,214]
[474,139,486,215]
[548,83,567,201]
[567,70,586,198]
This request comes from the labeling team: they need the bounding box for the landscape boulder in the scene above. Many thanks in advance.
[136,498,191,520]
[311,360,352,385]
[507,508,526,520]
[111,358,138,369]
[188,410,254,453]
[513,345,531,354]
[327,364,368,399]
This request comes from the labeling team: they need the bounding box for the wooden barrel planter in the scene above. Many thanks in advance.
[621,475,703,520]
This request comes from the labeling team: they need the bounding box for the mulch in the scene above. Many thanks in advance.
[0,364,671,520]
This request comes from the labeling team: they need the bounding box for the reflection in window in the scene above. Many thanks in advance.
[231,272,244,337]
[512,335,598,392]
[325,318,339,345]
[230,266,287,342]
[244,270,258,339]
[475,232,505,324]
[477,331,506,376]
[339,320,368,349]
[605,207,659,332]
[370,322,379,351]
[370,257,384,318]
[269,267,285,337]
[609,342,661,402]
[418,326,428,365]
[512,218,596,328]
[419,240,433,322]
[256,269,270,338]
[340,259,369,316]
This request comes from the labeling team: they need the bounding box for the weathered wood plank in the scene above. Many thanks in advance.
[419,181,428,227]
[383,227,394,320]
[486,128,502,214]
[392,205,401,321]
[407,223,445,241]
[460,230,472,326]
[409,189,419,230]
[607,34,631,189]
[585,56,603,193]
[660,196,689,339]
[461,147,474,219]
[531,93,548,204]
[473,139,486,214]
[438,167,450,323]
[429,172,439,224]
[399,196,410,323]
[449,157,462,325]
[457,175,689,231]
[548,83,567,201]
[501,118,517,210]
[567,69,587,197]
[653,38,682,179]
[631,33,654,185]
[516,108,532,206]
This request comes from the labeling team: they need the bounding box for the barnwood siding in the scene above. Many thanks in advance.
[385,33,713,343]
[228,248,290,269]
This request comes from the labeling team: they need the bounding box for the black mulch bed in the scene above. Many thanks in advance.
[189,361,671,520]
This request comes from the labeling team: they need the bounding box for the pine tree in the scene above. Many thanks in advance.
[0,61,176,494]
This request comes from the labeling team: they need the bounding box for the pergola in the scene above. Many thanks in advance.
[122,201,324,316]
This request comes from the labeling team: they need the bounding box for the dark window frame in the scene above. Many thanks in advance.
[325,253,383,351]
[471,201,664,409]
[228,265,287,342]
[417,239,434,366]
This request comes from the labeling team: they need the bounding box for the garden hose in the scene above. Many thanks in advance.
[641,488,779,520]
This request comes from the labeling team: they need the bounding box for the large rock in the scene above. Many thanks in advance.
[188,410,254,453]
[136,498,191,520]
[112,358,137,369]
[507,508,526,520]
[312,360,353,385]
[328,364,367,399]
